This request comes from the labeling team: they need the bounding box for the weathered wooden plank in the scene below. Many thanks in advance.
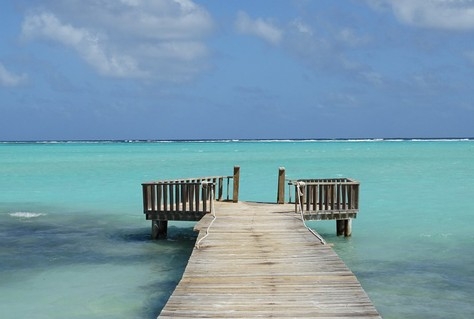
[157,201,380,319]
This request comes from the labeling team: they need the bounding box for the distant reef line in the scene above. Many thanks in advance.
[1,137,473,144]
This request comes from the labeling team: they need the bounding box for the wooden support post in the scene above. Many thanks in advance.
[336,220,345,236]
[344,219,352,237]
[151,220,168,239]
[277,167,285,204]
[233,166,240,203]
[336,219,352,237]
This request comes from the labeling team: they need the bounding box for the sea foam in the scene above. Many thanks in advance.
[9,212,45,218]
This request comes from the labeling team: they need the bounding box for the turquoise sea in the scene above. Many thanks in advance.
[0,140,473,318]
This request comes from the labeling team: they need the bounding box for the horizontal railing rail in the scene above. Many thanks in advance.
[288,178,359,213]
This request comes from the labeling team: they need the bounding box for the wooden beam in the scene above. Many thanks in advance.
[277,167,285,204]
[233,165,240,203]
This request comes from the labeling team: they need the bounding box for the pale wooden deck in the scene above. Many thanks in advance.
[158,201,381,318]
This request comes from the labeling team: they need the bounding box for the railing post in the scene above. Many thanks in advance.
[142,184,149,211]
[295,182,306,212]
[233,165,240,203]
[294,183,298,212]
[354,183,359,209]
[277,167,285,204]
[202,183,208,212]
[218,177,223,201]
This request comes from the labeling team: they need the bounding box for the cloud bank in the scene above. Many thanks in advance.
[370,0,474,30]
[234,11,371,76]
[21,0,214,81]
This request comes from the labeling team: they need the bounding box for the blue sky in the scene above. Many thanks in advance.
[1,0,474,140]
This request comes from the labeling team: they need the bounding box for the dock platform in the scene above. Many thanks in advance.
[158,201,381,318]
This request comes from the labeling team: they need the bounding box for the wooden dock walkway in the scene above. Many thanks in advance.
[158,201,381,318]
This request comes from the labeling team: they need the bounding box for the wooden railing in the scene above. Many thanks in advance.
[142,175,234,220]
[142,166,240,239]
[289,178,359,218]
[142,181,208,218]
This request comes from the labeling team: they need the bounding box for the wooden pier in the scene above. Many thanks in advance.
[142,167,359,239]
[142,167,380,318]
[159,201,380,318]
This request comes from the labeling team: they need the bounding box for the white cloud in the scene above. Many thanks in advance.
[139,41,208,61]
[20,0,213,81]
[234,13,370,75]
[291,19,313,36]
[22,12,143,78]
[75,0,213,40]
[373,0,474,30]
[235,11,283,45]
[0,63,28,87]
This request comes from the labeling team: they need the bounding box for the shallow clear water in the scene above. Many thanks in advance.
[1,140,473,318]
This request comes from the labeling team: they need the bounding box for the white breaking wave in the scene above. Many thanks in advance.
[9,212,46,218]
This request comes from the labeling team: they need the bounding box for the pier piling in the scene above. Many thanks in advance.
[151,220,167,239]
[336,219,352,236]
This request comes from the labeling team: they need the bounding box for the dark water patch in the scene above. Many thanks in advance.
[0,211,197,318]
[115,231,152,242]
[112,224,198,243]
[0,212,196,275]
